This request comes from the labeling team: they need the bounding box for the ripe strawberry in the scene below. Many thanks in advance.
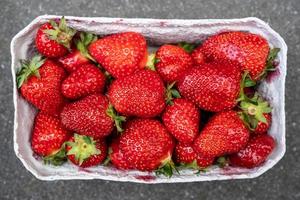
[229,135,275,168]
[61,64,106,99]
[193,111,250,158]
[201,31,270,80]
[162,98,200,143]
[17,55,66,116]
[239,93,272,135]
[108,69,166,118]
[153,44,193,83]
[191,47,206,65]
[59,32,97,72]
[178,62,241,112]
[174,143,214,168]
[60,94,115,138]
[109,137,133,170]
[66,134,107,168]
[89,32,147,78]
[119,119,175,176]
[31,112,71,165]
[35,17,76,58]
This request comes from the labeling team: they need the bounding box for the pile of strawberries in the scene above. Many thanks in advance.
[17,17,280,177]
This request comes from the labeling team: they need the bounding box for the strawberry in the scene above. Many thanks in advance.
[66,134,107,168]
[193,111,250,158]
[61,63,106,99]
[178,62,241,112]
[191,46,206,65]
[31,112,71,165]
[239,93,272,135]
[109,137,133,170]
[229,135,275,168]
[89,32,147,78]
[108,69,166,118]
[60,94,116,138]
[59,32,97,72]
[201,31,270,80]
[174,143,214,169]
[153,44,193,83]
[162,98,200,143]
[17,55,66,116]
[35,17,76,58]
[119,119,176,177]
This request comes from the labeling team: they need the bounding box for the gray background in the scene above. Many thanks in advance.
[1,0,299,199]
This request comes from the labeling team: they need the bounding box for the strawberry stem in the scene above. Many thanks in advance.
[145,53,157,71]
[43,144,67,166]
[165,81,181,105]
[256,48,280,80]
[178,42,196,53]
[216,156,229,168]
[155,158,178,178]
[237,71,256,102]
[106,104,126,132]
[76,32,97,62]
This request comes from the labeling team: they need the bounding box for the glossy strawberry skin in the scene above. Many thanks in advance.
[31,112,71,156]
[229,135,275,168]
[178,62,241,112]
[174,143,214,168]
[201,31,270,80]
[66,137,107,168]
[193,111,250,158]
[110,137,133,170]
[191,47,206,65]
[61,64,106,99]
[119,119,174,171]
[35,23,68,58]
[88,32,147,79]
[58,50,90,73]
[108,69,166,118]
[20,59,66,116]
[253,113,272,135]
[60,94,114,138]
[155,44,193,83]
[162,98,200,143]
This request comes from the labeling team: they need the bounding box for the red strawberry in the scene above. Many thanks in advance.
[66,134,107,168]
[31,112,71,165]
[61,64,106,99]
[201,31,270,80]
[239,93,272,135]
[17,55,66,116]
[109,137,133,170]
[178,62,241,112]
[108,69,166,118]
[174,143,214,168]
[229,135,275,168]
[35,17,76,58]
[59,32,97,72]
[193,111,250,158]
[60,94,115,138]
[191,47,206,65]
[119,119,175,176]
[154,44,193,83]
[89,32,147,78]
[162,98,200,143]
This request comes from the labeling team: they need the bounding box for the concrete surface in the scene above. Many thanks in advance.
[1,0,299,199]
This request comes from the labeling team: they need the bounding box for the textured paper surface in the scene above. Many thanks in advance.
[10,15,287,183]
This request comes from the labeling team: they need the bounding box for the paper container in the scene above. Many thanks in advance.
[11,15,287,183]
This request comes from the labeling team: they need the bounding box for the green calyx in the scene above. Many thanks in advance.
[237,71,257,102]
[155,156,178,178]
[165,81,181,105]
[145,53,158,71]
[178,42,196,53]
[43,16,76,50]
[256,48,280,80]
[216,156,228,168]
[16,55,45,88]
[239,93,272,130]
[76,32,97,62]
[66,134,100,165]
[43,144,67,166]
[106,104,126,132]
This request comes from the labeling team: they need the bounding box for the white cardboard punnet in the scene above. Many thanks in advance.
[11,15,287,183]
